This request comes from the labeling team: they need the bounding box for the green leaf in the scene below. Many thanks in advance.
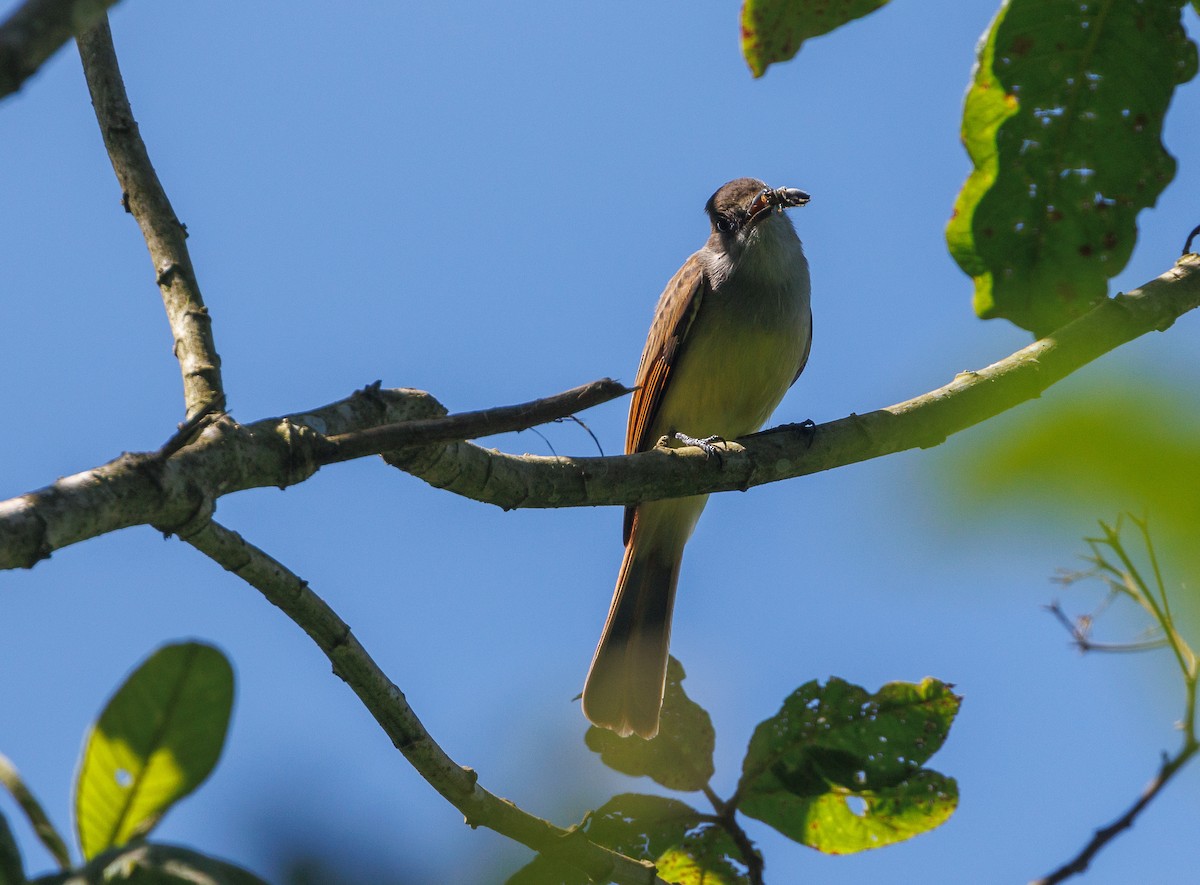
[737,678,959,853]
[585,658,714,791]
[507,795,707,885]
[30,843,268,885]
[946,0,1197,335]
[741,0,890,77]
[505,853,587,885]
[0,813,25,885]
[588,795,707,861]
[74,643,234,860]
[654,827,748,885]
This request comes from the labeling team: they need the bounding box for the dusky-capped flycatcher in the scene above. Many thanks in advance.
[582,178,812,739]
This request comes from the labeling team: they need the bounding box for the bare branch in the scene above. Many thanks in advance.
[76,16,224,418]
[0,384,447,570]
[1032,745,1197,885]
[1043,600,1168,654]
[178,519,667,885]
[386,254,1200,508]
[2,256,1199,571]
[321,378,631,461]
[0,378,623,569]
[0,0,118,99]
[702,786,763,885]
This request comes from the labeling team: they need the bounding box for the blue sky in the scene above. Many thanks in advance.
[4,1,1200,883]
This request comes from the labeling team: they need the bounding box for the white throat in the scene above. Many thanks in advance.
[703,212,806,291]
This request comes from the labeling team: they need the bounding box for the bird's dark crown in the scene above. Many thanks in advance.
[704,178,808,239]
[704,178,770,228]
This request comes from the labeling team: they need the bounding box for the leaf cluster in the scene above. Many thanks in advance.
[511,661,960,884]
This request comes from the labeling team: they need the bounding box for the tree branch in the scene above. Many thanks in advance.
[0,383,446,570]
[2,255,1198,572]
[702,786,763,885]
[0,380,618,569]
[321,378,630,461]
[1032,742,1198,884]
[385,254,1200,508]
[177,519,668,885]
[0,0,118,100]
[76,16,224,418]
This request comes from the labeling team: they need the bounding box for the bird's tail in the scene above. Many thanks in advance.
[582,508,691,740]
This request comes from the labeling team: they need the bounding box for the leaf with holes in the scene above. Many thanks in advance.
[74,642,234,860]
[654,826,748,885]
[736,678,959,853]
[585,658,715,791]
[741,0,891,77]
[946,0,1198,335]
[506,794,718,884]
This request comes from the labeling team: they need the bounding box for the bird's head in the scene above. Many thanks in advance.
[705,178,810,258]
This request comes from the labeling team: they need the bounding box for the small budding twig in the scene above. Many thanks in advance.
[1035,516,1199,884]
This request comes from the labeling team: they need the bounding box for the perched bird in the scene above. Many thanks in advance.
[582,178,812,739]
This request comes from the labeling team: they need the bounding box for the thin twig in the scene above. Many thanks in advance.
[557,414,606,457]
[1136,517,1173,624]
[0,0,120,100]
[1043,601,1168,653]
[1031,743,1198,885]
[702,786,764,885]
[158,399,226,459]
[0,753,71,870]
[1098,519,1196,689]
[1036,518,1200,883]
[1183,222,1200,256]
[76,16,224,418]
[321,378,630,461]
[176,519,668,885]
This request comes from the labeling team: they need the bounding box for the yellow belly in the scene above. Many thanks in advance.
[647,320,806,443]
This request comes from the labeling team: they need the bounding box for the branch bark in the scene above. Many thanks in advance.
[76,16,224,418]
[0,0,118,99]
[383,255,1200,509]
[0,381,595,570]
[2,255,1199,571]
[179,519,668,885]
[322,378,630,461]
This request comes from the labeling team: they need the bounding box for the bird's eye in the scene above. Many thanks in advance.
[716,217,737,233]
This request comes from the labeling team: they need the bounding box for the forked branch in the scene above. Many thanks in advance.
[1,256,1199,571]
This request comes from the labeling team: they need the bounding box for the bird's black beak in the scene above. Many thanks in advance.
[747,187,811,225]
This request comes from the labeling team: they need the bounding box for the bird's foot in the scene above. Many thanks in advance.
[673,432,727,462]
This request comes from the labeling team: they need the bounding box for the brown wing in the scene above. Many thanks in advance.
[623,253,708,544]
